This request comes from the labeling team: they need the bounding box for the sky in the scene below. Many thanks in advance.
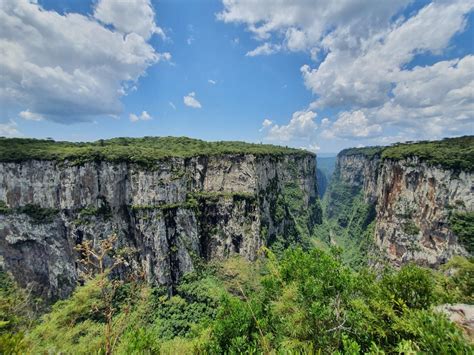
[0,0,473,154]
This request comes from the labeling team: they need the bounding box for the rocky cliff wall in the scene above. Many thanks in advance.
[0,153,318,300]
[331,149,473,267]
[375,158,472,267]
[334,153,381,203]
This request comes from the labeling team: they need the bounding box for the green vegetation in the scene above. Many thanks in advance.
[314,181,378,268]
[338,146,384,159]
[449,211,474,254]
[382,136,474,172]
[2,251,472,354]
[0,137,311,166]
[337,136,474,172]
[131,192,256,214]
[402,220,421,236]
[0,203,59,224]
[75,200,112,225]
[0,201,9,214]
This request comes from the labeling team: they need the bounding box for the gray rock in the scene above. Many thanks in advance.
[0,153,319,300]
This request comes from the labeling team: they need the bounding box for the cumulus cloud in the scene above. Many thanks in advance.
[0,0,169,124]
[322,110,382,139]
[0,120,20,136]
[301,0,474,110]
[259,118,273,131]
[183,92,202,108]
[208,79,217,85]
[218,0,410,52]
[266,110,317,142]
[129,111,152,122]
[262,118,273,127]
[220,0,474,143]
[94,0,165,40]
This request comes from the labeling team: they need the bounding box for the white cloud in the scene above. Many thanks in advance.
[0,0,168,124]
[266,110,317,142]
[322,110,382,139]
[183,92,202,109]
[246,43,281,57]
[302,0,474,109]
[218,0,411,52]
[208,79,217,85]
[259,118,273,131]
[305,144,320,152]
[94,0,165,40]
[221,0,474,143]
[187,36,194,45]
[19,110,43,121]
[0,120,20,136]
[262,118,273,127]
[169,102,176,110]
[129,110,152,122]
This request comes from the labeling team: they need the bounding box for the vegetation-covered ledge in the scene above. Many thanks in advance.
[338,136,473,172]
[0,137,313,166]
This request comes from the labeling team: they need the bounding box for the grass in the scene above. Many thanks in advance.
[0,137,312,166]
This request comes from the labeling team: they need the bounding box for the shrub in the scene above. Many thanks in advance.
[449,211,474,254]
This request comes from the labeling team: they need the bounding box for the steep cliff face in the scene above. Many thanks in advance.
[328,138,473,267]
[333,152,380,203]
[375,158,472,266]
[0,143,319,300]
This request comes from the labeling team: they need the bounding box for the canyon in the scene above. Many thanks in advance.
[0,136,472,301]
[0,138,319,300]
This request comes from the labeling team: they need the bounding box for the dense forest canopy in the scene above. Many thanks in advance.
[0,137,311,165]
[338,136,474,172]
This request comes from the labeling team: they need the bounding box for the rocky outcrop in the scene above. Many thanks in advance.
[0,153,319,300]
[375,158,472,267]
[333,152,381,203]
[435,304,474,340]
[330,146,473,267]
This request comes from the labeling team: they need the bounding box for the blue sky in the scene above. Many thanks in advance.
[1,0,473,154]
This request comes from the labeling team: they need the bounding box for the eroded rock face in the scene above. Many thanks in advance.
[335,153,380,203]
[332,152,473,267]
[0,154,318,300]
[435,304,474,340]
[375,158,472,267]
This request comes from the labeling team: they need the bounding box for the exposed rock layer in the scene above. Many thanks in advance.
[333,153,473,267]
[0,154,318,300]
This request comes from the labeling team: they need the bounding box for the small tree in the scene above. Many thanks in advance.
[74,234,139,355]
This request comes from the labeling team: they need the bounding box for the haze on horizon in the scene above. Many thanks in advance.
[0,0,473,154]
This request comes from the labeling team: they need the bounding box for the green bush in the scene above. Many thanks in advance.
[402,220,420,235]
[2,251,473,354]
[449,211,474,254]
[381,264,435,310]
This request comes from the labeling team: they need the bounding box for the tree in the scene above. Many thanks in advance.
[74,234,139,355]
